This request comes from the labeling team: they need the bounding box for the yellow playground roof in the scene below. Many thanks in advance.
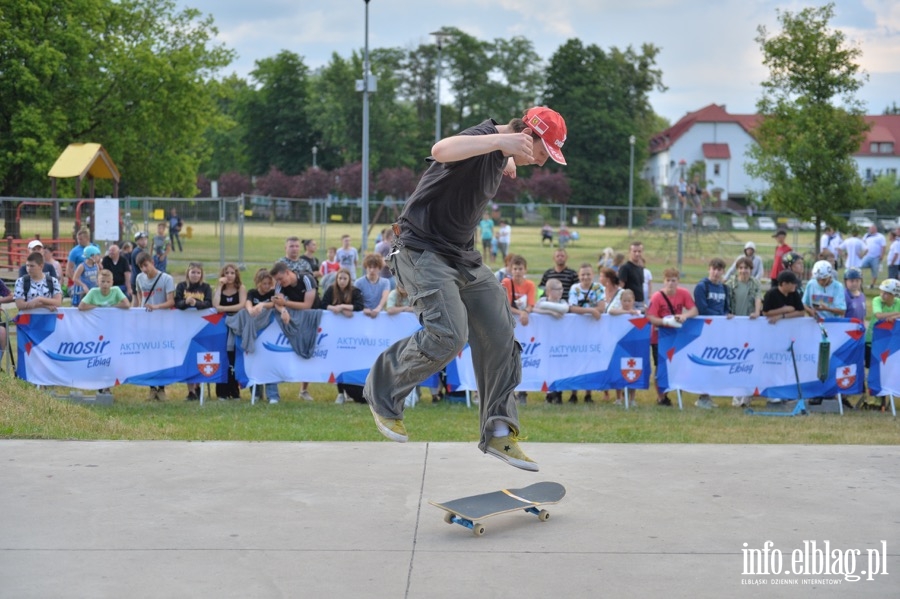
[47,143,120,181]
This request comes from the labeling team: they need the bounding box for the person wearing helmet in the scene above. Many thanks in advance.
[71,245,102,307]
[724,241,762,281]
[769,229,792,281]
[842,267,866,321]
[802,260,846,320]
[773,252,806,294]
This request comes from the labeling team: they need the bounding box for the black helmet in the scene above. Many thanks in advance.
[782,252,803,268]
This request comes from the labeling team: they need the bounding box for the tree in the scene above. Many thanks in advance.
[522,170,572,205]
[243,51,315,177]
[543,40,664,209]
[0,0,234,235]
[747,3,869,251]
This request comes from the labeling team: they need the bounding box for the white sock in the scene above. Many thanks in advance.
[492,422,510,437]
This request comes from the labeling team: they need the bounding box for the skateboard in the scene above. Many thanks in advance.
[429,481,566,536]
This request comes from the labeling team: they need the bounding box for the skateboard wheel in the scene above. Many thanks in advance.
[538,509,550,522]
[443,512,454,525]
[473,523,485,537]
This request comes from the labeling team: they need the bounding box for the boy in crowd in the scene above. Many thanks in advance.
[15,252,62,312]
[270,261,319,401]
[802,260,846,320]
[79,269,130,310]
[646,268,698,406]
[133,252,176,401]
[79,268,130,395]
[355,253,391,318]
[693,258,731,409]
[152,221,171,273]
[501,255,536,326]
[336,234,359,279]
[762,270,806,324]
[567,263,604,319]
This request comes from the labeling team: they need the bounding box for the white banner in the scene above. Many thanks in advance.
[16,308,228,388]
[869,320,900,396]
[449,313,650,391]
[236,312,424,386]
[657,316,865,399]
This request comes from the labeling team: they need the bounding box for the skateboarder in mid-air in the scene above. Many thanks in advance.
[363,107,568,472]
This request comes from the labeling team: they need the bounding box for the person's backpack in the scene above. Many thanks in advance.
[22,273,57,298]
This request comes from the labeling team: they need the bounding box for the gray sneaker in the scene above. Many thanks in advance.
[695,397,716,409]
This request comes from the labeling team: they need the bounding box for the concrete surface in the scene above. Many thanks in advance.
[1,441,898,598]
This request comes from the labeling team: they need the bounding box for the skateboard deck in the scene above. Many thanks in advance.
[429,481,565,536]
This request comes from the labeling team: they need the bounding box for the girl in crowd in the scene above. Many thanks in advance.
[322,268,364,318]
[600,267,623,312]
[245,268,280,404]
[321,269,365,404]
[175,262,213,401]
[213,263,247,401]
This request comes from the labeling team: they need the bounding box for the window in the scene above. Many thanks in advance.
[880,142,894,154]
[713,163,721,176]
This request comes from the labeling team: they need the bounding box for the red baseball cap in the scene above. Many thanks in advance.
[525,106,567,165]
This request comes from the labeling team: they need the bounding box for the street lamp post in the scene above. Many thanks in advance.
[312,145,318,169]
[431,29,452,144]
[358,0,376,251]
[628,135,635,237]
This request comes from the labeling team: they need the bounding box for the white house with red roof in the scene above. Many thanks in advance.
[645,103,900,205]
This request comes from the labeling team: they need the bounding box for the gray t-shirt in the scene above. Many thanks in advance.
[135,271,175,306]
[398,119,505,268]
[354,276,391,310]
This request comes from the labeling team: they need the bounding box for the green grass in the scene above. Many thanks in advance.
[2,374,898,444]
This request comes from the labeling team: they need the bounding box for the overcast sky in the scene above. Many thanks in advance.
[175,0,900,124]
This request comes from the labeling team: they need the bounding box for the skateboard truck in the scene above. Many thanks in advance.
[442,506,550,537]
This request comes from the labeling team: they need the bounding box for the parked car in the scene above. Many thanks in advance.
[731,216,750,231]
[756,216,777,231]
[649,217,679,229]
[250,197,291,220]
[701,215,720,230]
[849,215,875,228]
[878,217,899,232]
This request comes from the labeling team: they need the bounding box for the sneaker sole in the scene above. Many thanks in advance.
[485,446,539,472]
[367,403,408,443]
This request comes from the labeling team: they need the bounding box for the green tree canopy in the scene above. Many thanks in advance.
[543,40,664,212]
[0,0,233,204]
[746,3,869,249]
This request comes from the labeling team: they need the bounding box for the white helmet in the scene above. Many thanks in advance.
[811,260,833,281]
[878,278,900,296]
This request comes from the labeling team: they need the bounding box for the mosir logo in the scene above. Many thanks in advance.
[46,335,112,368]
[688,342,755,374]
[520,336,542,369]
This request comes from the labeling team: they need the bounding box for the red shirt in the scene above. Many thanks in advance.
[646,287,695,344]
[770,243,792,279]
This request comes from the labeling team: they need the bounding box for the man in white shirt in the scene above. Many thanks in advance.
[887,229,900,280]
[861,224,887,289]
[839,229,866,271]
